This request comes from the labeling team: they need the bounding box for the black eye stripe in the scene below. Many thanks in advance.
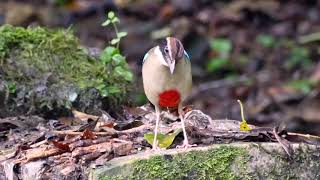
[176,42,180,59]
[159,38,170,61]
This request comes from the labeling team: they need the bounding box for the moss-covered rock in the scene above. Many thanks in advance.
[90,143,320,180]
[0,25,132,117]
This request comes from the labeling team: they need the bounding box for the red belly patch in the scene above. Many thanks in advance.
[159,89,181,108]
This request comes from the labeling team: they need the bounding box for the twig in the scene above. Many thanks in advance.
[112,138,132,144]
[273,127,293,157]
[15,148,62,164]
[287,132,320,140]
[117,124,153,134]
[30,139,48,148]
[298,32,320,44]
[72,142,112,158]
[52,124,153,136]
[52,130,114,136]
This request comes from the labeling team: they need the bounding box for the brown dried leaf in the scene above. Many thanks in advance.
[100,122,115,128]
[72,110,99,122]
[52,141,70,152]
[82,129,97,140]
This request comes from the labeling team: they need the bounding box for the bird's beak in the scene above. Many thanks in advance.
[169,60,175,74]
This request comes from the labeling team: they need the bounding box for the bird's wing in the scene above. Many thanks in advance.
[142,48,154,64]
[184,50,190,61]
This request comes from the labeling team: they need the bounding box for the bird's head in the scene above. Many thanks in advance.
[155,37,184,74]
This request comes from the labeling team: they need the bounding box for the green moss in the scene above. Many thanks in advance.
[93,144,320,180]
[0,25,132,116]
[103,146,248,180]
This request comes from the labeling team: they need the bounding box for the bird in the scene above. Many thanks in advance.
[142,37,194,150]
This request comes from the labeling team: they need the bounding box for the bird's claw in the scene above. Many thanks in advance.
[176,140,197,149]
[152,146,161,151]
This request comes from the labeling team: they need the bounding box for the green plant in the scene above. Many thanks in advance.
[256,34,276,48]
[286,47,311,69]
[7,82,16,94]
[206,38,232,72]
[99,11,133,97]
[102,11,128,49]
[287,79,316,94]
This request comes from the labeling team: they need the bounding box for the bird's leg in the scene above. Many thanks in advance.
[177,105,197,149]
[152,106,161,151]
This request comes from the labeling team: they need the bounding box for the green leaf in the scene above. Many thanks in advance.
[287,79,315,94]
[112,54,125,65]
[111,17,120,23]
[210,38,232,54]
[114,66,125,75]
[206,57,229,72]
[114,66,133,81]
[117,31,127,38]
[108,11,115,19]
[100,88,108,97]
[256,34,275,48]
[124,71,133,81]
[100,46,119,64]
[286,47,311,69]
[96,83,106,91]
[101,19,111,26]
[144,129,182,149]
[7,82,16,94]
[108,86,121,94]
[111,38,120,45]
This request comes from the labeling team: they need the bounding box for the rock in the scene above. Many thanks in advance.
[0,25,132,117]
[89,143,320,179]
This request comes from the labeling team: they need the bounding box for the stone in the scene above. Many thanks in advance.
[89,143,320,179]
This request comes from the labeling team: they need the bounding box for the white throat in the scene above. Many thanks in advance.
[154,46,168,66]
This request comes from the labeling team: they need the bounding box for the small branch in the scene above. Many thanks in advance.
[15,148,62,164]
[30,139,48,148]
[287,132,320,140]
[273,127,293,157]
[52,130,114,136]
[298,32,320,44]
[52,124,153,136]
[117,124,153,135]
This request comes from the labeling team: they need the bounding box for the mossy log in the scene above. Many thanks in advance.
[0,25,132,117]
[90,143,320,180]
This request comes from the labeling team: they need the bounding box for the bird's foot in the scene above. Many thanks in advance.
[151,146,161,151]
[176,140,197,149]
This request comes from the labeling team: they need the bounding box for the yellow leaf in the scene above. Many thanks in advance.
[144,129,182,149]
